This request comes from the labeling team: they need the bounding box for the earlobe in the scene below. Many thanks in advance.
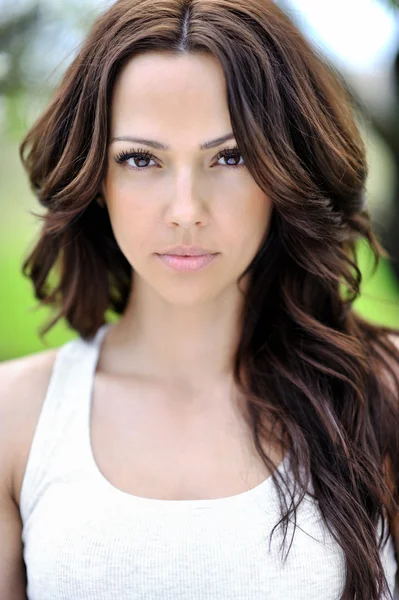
[96,193,106,208]
[96,183,107,208]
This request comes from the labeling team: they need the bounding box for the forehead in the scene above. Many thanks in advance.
[110,52,232,144]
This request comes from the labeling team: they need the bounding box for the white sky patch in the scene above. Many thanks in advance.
[286,0,398,72]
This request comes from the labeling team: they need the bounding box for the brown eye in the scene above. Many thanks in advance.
[215,147,245,169]
[114,148,158,171]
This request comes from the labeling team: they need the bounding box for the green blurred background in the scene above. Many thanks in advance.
[1,0,399,361]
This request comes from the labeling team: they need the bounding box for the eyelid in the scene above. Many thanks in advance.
[214,146,240,160]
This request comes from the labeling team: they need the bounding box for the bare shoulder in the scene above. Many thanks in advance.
[0,346,58,395]
[0,348,59,505]
[0,348,59,598]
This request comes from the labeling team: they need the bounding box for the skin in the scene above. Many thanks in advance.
[102,51,274,402]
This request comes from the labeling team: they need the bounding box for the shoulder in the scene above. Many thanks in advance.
[0,348,59,506]
[0,347,59,393]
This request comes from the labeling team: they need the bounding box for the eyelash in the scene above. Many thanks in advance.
[114,146,245,171]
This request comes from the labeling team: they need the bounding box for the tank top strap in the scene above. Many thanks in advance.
[19,324,110,525]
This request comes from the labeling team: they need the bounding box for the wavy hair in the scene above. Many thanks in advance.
[19,0,399,598]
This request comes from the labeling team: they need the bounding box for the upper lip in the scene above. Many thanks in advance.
[158,245,217,256]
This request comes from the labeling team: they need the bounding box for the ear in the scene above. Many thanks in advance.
[96,194,106,208]
[96,183,107,208]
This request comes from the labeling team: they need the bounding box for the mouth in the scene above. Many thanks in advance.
[156,253,219,272]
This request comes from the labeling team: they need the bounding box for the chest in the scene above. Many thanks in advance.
[22,483,353,600]
[90,373,281,501]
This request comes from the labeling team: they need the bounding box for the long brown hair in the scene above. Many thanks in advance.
[19,1,399,598]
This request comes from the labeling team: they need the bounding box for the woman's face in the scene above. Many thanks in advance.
[103,51,273,305]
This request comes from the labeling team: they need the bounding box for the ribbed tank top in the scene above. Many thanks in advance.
[20,324,398,600]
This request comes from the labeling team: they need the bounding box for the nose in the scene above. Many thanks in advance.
[164,170,208,229]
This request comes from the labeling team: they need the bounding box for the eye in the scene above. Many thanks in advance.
[114,147,158,170]
[113,146,245,172]
[214,147,245,169]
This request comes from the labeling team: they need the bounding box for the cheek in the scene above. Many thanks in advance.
[228,192,273,245]
[104,185,154,255]
[256,197,274,237]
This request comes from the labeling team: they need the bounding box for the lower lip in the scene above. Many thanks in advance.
[157,254,218,272]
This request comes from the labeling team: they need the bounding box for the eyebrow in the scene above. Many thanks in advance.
[109,133,236,151]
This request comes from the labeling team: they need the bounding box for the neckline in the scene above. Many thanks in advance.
[82,323,291,511]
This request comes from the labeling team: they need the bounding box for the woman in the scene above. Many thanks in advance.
[1,0,399,598]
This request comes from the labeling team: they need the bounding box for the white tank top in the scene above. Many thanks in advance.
[20,324,398,600]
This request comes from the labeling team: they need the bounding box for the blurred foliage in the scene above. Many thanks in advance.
[0,6,40,95]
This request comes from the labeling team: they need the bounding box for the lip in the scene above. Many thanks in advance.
[159,245,217,256]
[157,253,218,272]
